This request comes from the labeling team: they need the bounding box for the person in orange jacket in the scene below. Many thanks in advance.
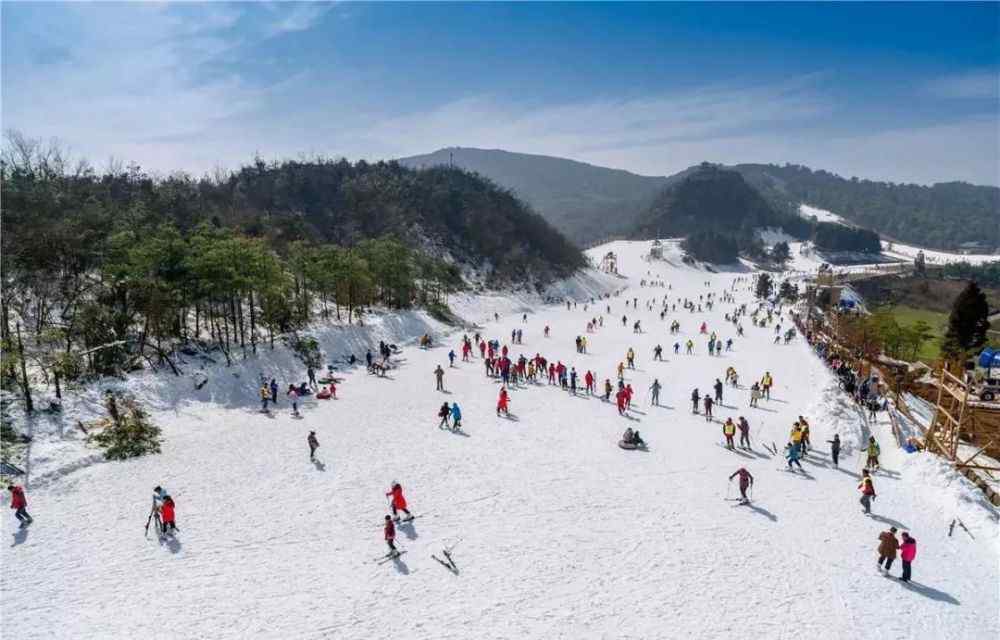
[160,495,177,535]
[497,387,510,416]
[384,515,398,555]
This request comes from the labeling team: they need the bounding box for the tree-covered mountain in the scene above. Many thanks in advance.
[399,148,998,253]
[732,163,1000,252]
[399,147,674,246]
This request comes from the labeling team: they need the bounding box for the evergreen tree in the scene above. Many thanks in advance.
[771,241,791,264]
[942,281,990,357]
[755,273,774,299]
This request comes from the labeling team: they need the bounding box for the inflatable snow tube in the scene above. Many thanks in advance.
[618,440,647,451]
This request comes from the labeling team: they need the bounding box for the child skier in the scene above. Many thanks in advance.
[450,403,462,430]
[386,483,413,522]
[858,469,876,514]
[384,515,399,557]
[438,402,451,429]
[8,484,32,527]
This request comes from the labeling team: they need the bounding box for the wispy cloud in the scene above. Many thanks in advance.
[923,70,999,99]
[262,2,334,38]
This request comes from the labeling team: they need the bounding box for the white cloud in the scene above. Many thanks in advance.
[923,70,999,100]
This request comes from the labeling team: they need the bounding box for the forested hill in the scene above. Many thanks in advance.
[733,163,1000,252]
[399,147,672,245]
[2,155,585,287]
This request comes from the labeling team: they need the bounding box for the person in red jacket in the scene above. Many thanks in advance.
[728,467,754,503]
[384,515,398,555]
[616,388,627,415]
[899,532,917,582]
[497,387,510,416]
[8,484,32,527]
[160,495,177,535]
[584,370,595,395]
[386,482,412,521]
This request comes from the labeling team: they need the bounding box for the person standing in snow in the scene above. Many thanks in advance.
[287,385,300,417]
[785,442,804,470]
[722,418,737,449]
[865,437,881,471]
[899,532,916,582]
[828,434,841,467]
[729,467,754,503]
[8,484,32,527]
[737,416,751,449]
[569,367,578,394]
[653,344,663,361]
[270,378,279,404]
[450,402,462,430]
[497,387,510,417]
[448,350,456,367]
[691,388,700,413]
[307,366,317,389]
[438,402,451,429]
[877,527,899,573]
[749,382,761,408]
[714,378,724,404]
[703,394,714,421]
[761,372,773,400]
[384,515,399,556]
[386,483,413,521]
[858,469,876,514]
[308,431,319,461]
[160,494,177,535]
[259,384,270,412]
[434,365,445,392]
[649,379,661,406]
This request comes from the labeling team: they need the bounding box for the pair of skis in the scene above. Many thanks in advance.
[949,518,975,540]
[432,539,462,573]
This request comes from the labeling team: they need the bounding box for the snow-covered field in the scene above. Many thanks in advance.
[2,241,997,640]
[799,203,849,225]
[882,241,999,266]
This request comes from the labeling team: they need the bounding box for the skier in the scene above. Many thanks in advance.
[259,383,270,412]
[749,382,761,408]
[497,387,510,417]
[722,418,736,449]
[386,482,413,521]
[434,365,445,392]
[585,370,595,395]
[160,494,177,535]
[729,467,754,503]
[308,431,319,461]
[761,372,773,400]
[270,378,279,404]
[865,437,881,471]
[828,434,841,467]
[450,402,462,430]
[8,484,32,527]
[714,378,724,404]
[603,379,613,402]
[737,416,751,449]
[858,469,876,514]
[307,366,317,389]
[799,418,811,453]
[899,532,917,582]
[649,379,661,406]
[877,527,899,574]
[703,394,714,421]
[544,325,550,338]
[616,387,628,416]
[438,402,451,429]
[384,515,399,557]
[569,367,578,394]
[785,442,804,471]
[448,350,456,367]
[691,388,700,413]
[653,344,663,361]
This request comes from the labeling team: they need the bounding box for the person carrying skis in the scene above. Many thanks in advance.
[497,387,510,417]
[649,379,662,406]
[308,431,320,461]
[714,378,724,404]
[785,442,804,470]
[865,437,881,471]
[438,402,451,429]
[160,494,177,535]
[386,483,413,521]
[722,418,737,449]
[737,416,751,449]
[691,388,700,413]
[729,467,754,503]
[877,526,899,573]
[858,469,876,514]
[703,394,714,421]
[450,402,462,430]
[8,484,32,527]
[828,434,841,467]
[384,515,399,557]
[434,365,445,392]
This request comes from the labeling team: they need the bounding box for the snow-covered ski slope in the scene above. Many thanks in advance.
[2,241,997,640]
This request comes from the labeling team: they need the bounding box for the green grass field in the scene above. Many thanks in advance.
[884,305,949,362]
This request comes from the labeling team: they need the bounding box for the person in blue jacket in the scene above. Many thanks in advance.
[785,441,804,470]
[450,402,462,430]
[448,350,456,367]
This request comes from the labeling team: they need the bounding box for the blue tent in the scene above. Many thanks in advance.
[979,348,1000,370]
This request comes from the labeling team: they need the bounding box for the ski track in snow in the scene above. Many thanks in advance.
[2,240,998,640]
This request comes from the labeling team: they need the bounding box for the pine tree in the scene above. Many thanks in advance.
[755,273,774,299]
[942,281,989,357]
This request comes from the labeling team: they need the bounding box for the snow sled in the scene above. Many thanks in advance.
[618,440,648,451]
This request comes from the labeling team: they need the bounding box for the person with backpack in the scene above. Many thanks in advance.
[437,402,451,429]
[8,484,32,527]
[308,431,319,461]
[858,469,877,514]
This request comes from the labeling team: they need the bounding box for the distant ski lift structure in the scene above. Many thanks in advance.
[600,251,618,274]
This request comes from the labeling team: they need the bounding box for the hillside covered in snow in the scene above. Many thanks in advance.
[2,240,997,640]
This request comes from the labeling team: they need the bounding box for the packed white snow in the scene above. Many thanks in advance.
[799,204,849,225]
[882,241,999,266]
[2,240,997,640]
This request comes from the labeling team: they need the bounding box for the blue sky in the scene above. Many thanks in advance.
[2,2,998,184]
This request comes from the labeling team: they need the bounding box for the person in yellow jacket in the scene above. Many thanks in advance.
[761,371,774,400]
[865,436,881,471]
[617,362,625,379]
[259,384,270,412]
[722,418,737,449]
[790,423,803,454]
[626,348,636,369]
